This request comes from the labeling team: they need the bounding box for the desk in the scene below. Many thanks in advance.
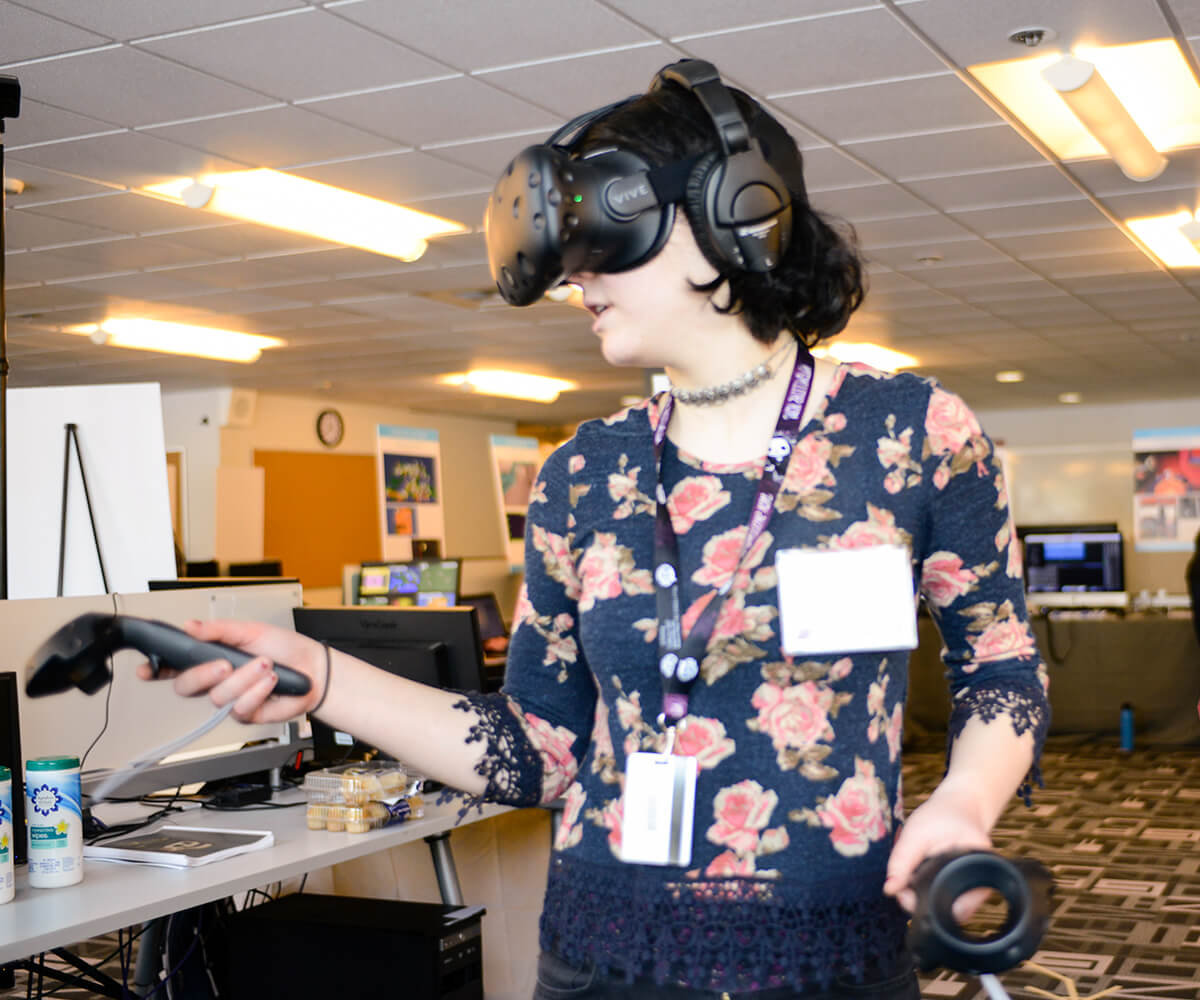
[906,613,1200,745]
[0,793,509,967]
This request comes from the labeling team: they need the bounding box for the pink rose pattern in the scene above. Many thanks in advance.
[704,779,789,876]
[508,367,1044,870]
[520,710,580,804]
[554,781,587,849]
[792,757,892,857]
[576,532,653,612]
[674,716,736,770]
[669,475,731,534]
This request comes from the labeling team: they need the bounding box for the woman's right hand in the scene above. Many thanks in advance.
[135,618,326,725]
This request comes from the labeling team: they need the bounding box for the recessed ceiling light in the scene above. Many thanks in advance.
[970,39,1200,172]
[66,318,285,363]
[143,169,466,262]
[440,369,577,403]
[995,370,1025,383]
[810,342,918,371]
[1058,391,1083,404]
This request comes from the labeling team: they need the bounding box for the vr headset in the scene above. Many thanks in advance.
[484,59,798,306]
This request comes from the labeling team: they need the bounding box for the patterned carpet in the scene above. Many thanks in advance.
[5,740,1198,998]
[904,737,1200,1000]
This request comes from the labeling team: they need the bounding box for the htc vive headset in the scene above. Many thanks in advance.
[484,59,796,306]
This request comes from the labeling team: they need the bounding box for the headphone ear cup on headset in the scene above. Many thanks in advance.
[682,151,729,272]
[683,148,792,273]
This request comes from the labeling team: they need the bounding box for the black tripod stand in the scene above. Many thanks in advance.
[57,421,110,597]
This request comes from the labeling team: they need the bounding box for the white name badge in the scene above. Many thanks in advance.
[620,751,698,867]
[775,544,918,655]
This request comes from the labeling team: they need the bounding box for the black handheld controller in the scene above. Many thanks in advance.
[907,850,1053,975]
[25,612,311,699]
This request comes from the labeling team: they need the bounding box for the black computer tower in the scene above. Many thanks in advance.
[226,894,484,999]
[0,673,25,864]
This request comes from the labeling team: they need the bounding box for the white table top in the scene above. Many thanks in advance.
[0,791,509,964]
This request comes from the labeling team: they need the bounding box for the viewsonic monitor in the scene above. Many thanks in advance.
[292,605,485,762]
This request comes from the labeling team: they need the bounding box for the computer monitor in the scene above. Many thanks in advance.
[292,606,486,762]
[457,593,507,642]
[1018,524,1125,593]
[229,560,284,577]
[356,559,460,607]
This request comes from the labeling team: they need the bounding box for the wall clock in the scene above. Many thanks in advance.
[316,408,344,447]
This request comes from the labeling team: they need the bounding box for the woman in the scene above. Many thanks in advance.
[147,62,1049,998]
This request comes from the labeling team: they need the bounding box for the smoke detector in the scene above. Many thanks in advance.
[1008,27,1056,48]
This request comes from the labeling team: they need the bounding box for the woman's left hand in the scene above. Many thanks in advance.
[883,778,993,917]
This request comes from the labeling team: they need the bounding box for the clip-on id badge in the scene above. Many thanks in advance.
[620,748,698,867]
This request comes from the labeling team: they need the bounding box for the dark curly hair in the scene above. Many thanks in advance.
[577,76,865,347]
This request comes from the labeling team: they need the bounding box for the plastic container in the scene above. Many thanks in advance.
[304,796,424,834]
[0,765,14,903]
[25,756,84,888]
[302,761,411,805]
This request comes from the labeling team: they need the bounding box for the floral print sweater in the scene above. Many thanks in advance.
[456,362,1050,992]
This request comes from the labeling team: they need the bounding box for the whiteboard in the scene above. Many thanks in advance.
[5,383,177,599]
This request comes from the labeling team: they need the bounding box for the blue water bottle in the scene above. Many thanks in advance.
[1119,703,1135,753]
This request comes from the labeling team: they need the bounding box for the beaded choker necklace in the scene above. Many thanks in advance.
[669,337,797,406]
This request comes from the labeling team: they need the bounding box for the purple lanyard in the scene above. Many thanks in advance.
[652,345,814,724]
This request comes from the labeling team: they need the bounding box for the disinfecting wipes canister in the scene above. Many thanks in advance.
[26,756,84,888]
[0,766,13,903]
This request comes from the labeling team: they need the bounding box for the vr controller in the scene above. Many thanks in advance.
[908,850,1053,976]
[25,612,311,699]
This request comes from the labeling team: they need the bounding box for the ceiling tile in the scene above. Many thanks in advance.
[337,0,655,71]
[7,209,124,250]
[773,73,1004,145]
[897,0,1170,67]
[0,2,109,62]
[11,47,266,127]
[143,105,396,169]
[12,130,246,188]
[989,228,1135,259]
[949,200,1108,238]
[138,9,450,102]
[478,44,679,118]
[293,151,491,204]
[904,164,1083,212]
[4,99,118,149]
[10,1,306,40]
[810,183,936,223]
[303,76,556,147]
[680,8,943,95]
[844,124,1046,182]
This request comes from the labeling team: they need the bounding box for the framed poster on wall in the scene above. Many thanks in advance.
[378,426,444,560]
[1132,426,1200,552]
[490,434,542,570]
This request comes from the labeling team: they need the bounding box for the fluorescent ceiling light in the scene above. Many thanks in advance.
[1127,210,1200,268]
[67,318,285,363]
[1058,392,1083,404]
[995,370,1026,383]
[969,39,1200,175]
[144,169,467,262]
[441,369,577,403]
[1040,55,1165,181]
[811,342,918,371]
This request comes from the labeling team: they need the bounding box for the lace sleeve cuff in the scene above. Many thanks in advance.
[436,691,546,819]
[946,677,1050,805]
